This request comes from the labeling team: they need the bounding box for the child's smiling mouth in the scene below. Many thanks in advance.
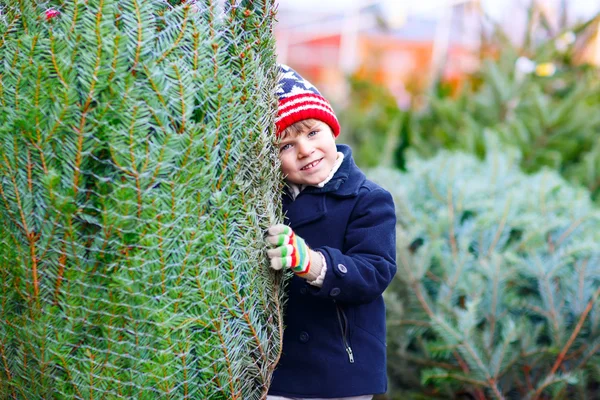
[301,158,323,171]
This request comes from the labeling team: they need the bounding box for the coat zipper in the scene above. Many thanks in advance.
[335,303,355,363]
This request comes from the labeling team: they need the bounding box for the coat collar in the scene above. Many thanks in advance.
[300,144,365,198]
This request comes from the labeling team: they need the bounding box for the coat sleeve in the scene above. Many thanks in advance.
[310,187,397,304]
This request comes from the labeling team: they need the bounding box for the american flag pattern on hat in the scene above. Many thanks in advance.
[275,64,340,137]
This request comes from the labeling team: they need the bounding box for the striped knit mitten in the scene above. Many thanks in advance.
[266,224,323,280]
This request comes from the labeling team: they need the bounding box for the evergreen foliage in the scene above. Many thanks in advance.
[408,30,600,203]
[340,12,600,204]
[337,76,404,169]
[369,140,600,399]
[0,1,283,398]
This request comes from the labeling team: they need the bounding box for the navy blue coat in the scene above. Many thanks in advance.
[268,145,397,398]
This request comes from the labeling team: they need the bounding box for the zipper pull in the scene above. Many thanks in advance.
[346,346,355,363]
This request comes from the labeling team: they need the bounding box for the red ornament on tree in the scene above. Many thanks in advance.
[45,9,59,21]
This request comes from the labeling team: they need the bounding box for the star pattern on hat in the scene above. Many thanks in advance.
[275,64,340,137]
[277,64,319,98]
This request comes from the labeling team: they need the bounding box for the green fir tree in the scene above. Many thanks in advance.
[337,75,403,169]
[406,13,600,204]
[370,138,600,399]
[0,1,283,398]
[338,9,600,204]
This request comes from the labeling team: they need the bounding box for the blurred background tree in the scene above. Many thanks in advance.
[337,75,404,168]
[338,6,600,204]
[370,140,600,400]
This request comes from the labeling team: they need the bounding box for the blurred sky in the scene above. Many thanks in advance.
[277,0,600,22]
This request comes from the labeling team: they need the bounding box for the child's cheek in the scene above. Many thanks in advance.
[280,155,297,175]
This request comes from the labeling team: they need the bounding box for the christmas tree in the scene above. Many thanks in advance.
[370,139,600,399]
[0,1,283,398]
[337,75,403,169]
[338,7,600,204]
[406,12,600,204]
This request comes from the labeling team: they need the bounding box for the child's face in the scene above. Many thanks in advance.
[278,120,338,186]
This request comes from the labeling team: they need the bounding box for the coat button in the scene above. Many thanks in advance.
[300,287,307,295]
[330,287,341,297]
[299,331,310,343]
[337,264,348,274]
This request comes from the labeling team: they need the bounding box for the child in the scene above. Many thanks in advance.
[265,64,397,400]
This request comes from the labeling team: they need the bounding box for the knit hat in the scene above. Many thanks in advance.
[275,64,340,137]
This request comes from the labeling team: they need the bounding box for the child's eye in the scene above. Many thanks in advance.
[307,130,318,137]
[280,143,292,152]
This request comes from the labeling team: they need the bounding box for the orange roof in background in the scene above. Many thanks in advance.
[277,29,478,106]
[300,35,342,47]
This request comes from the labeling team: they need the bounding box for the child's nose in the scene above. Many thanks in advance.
[296,140,314,158]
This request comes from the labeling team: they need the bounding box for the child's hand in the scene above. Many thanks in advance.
[266,224,321,279]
